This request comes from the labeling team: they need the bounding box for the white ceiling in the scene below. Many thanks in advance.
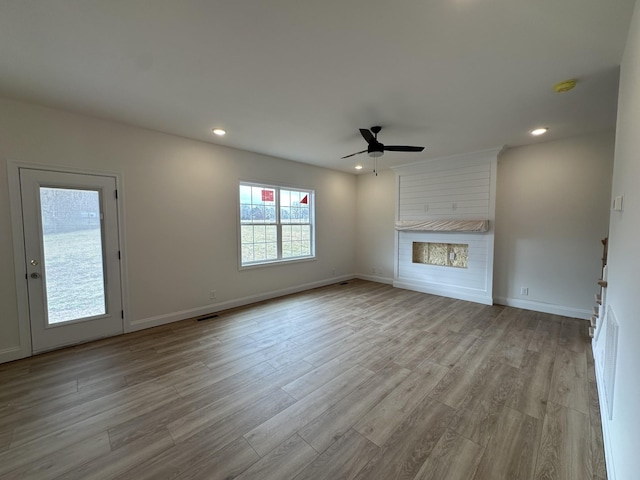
[0,1,635,173]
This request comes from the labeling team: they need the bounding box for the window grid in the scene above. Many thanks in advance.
[239,183,314,266]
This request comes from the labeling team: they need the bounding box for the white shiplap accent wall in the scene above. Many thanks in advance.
[392,148,500,304]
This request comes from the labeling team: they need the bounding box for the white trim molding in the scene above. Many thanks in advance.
[356,273,394,285]
[592,342,618,480]
[493,296,591,320]
[128,275,356,332]
[396,279,493,305]
[0,346,24,364]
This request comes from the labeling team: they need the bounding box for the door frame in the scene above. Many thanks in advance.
[7,160,130,359]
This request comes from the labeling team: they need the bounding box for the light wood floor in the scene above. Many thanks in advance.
[0,280,606,480]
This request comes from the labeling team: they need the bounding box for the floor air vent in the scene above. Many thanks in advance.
[197,314,219,322]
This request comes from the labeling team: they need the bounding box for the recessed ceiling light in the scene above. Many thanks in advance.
[530,128,548,136]
[355,164,363,170]
[212,128,226,136]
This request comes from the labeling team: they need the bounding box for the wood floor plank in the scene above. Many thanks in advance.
[528,315,561,357]
[422,332,477,368]
[429,332,505,409]
[0,426,12,452]
[172,437,260,480]
[473,407,541,480]
[299,362,410,452]
[107,362,277,449]
[0,378,78,408]
[548,348,589,415]
[282,343,371,400]
[235,434,317,480]
[175,358,275,398]
[10,380,177,447]
[352,396,455,480]
[534,402,590,480]
[558,318,588,354]
[354,361,449,447]
[293,429,379,480]
[506,350,555,420]
[55,428,174,480]
[244,365,374,456]
[167,361,312,443]
[413,429,484,480]
[494,324,534,369]
[302,333,371,367]
[0,385,179,476]
[447,359,519,447]
[3,431,111,480]
[114,435,256,480]
[588,380,607,479]
[117,389,293,480]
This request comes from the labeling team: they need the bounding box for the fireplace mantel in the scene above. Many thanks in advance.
[395,219,489,232]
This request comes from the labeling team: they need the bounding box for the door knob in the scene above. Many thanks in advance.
[30,272,41,279]
[30,259,39,266]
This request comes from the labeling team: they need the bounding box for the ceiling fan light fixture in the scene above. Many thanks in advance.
[368,149,384,158]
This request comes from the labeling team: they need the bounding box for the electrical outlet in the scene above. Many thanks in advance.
[520,287,528,296]
[210,290,217,299]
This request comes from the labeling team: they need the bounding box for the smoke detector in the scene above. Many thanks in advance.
[554,79,577,93]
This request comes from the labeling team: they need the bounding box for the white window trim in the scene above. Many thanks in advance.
[238,181,316,269]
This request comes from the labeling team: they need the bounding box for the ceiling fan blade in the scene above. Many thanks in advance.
[359,128,375,145]
[341,149,367,159]
[384,145,425,152]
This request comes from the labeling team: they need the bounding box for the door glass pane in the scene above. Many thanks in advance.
[40,187,106,324]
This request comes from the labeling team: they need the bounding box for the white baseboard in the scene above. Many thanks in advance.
[0,346,24,364]
[493,296,591,320]
[128,274,356,332]
[355,273,394,285]
[393,280,493,305]
[592,342,617,480]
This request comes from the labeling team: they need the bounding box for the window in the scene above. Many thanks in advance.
[239,182,314,266]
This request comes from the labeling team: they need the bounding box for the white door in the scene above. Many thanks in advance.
[19,168,123,353]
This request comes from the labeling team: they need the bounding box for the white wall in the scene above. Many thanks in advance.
[355,169,396,282]
[494,133,614,318]
[0,97,357,361]
[597,1,640,477]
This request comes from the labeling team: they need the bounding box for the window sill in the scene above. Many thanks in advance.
[239,255,317,270]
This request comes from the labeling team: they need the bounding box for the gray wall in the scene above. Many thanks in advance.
[494,133,614,316]
[0,97,357,359]
[598,0,640,477]
[356,133,615,319]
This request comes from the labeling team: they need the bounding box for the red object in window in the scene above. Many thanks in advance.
[261,190,274,202]
[300,195,308,204]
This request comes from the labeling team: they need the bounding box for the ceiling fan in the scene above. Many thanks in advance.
[341,126,425,159]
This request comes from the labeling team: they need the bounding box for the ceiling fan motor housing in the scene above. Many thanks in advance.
[368,143,384,157]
